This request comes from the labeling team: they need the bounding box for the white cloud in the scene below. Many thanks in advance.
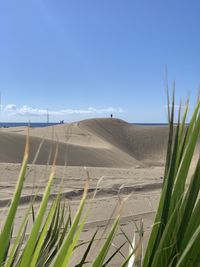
[4,104,17,112]
[4,104,124,117]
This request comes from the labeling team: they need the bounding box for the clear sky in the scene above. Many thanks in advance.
[0,0,199,122]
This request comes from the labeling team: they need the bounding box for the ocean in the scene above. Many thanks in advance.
[0,122,60,128]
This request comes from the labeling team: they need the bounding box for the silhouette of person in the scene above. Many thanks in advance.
[110,114,113,118]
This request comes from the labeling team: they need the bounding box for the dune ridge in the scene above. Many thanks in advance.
[0,118,199,167]
[0,118,169,167]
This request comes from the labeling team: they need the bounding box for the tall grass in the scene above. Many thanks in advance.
[0,93,199,266]
[142,94,200,267]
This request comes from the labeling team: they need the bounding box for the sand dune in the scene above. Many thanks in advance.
[0,118,170,167]
[0,118,199,168]
[80,118,169,165]
[0,131,137,167]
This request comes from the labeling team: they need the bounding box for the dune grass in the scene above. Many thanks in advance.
[0,93,199,266]
[143,94,200,267]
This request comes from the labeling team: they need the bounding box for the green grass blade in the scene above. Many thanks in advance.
[143,98,200,267]
[176,224,200,267]
[53,182,88,267]
[146,102,200,266]
[178,158,200,249]
[92,217,119,267]
[43,210,71,267]
[149,118,180,258]
[149,157,199,266]
[76,229,98,267]
[175,157,200,249]
[60,213,88,267]
[183,98,200,147]
[180,197,200,252]
[29,200,57,267]
[31,204,35,223]
[58,208,71,247]
[34,200,61,266]
[164,88,175,180]
[169,108,200,214]
[143,93,175,267]
[8,222,28,267]
[178,99,188,145]
[0,138,29,265]
[5,200,35,267]
[19,156,57,267]
[102,242,126,267]
[120,249,135,267]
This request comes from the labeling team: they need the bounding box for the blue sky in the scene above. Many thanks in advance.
[0,0,199,122]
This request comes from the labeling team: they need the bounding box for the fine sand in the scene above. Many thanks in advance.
[0,118,199,266]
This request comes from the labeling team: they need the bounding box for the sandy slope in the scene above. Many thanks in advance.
[0,118,171,167]
[0,131,139,167]
[80,118,169,165]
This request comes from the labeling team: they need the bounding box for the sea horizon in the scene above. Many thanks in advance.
[0,121,171,128]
